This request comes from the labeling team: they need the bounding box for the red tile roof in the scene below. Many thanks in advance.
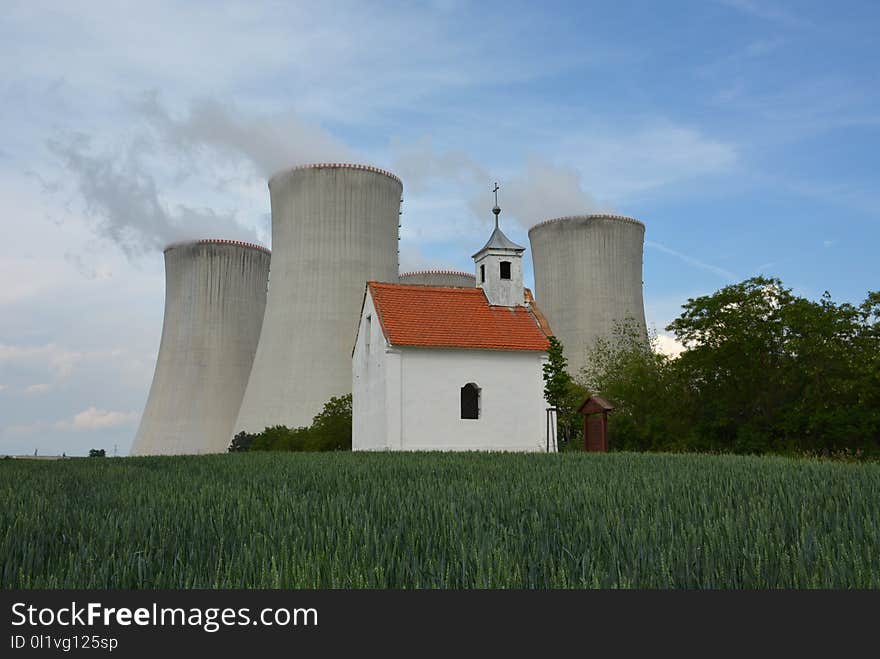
[367,282,550,352]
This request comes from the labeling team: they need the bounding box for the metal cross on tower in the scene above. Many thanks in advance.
[492,182,501,228]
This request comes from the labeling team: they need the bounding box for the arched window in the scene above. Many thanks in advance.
[461,383,480,419]
[480,264,485,283]
[500,261,511,279]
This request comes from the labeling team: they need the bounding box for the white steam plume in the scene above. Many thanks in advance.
[133,92,355,177]
[471,158,608,228]
[392,136,607,229]
[47,132,258,257]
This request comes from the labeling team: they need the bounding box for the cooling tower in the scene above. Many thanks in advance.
[234,163,402,433]
[528,214,647,376]
[131,239,271,455]
[399,270,476,288]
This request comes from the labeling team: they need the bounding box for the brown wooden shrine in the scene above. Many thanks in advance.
[577,395,614,452]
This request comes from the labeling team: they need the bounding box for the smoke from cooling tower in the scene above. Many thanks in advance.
[391,135,488,193]
[50,93,609,260]
[493,158,611,227]
[392,138,610,229]
[133,93,355,178]
[46,94,356,258]
[47,133,259,257]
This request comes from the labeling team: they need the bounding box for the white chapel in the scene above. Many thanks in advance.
[352,200,553,451]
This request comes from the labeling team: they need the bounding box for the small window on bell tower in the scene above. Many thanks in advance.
[480,264,485,283]
[500,261,511,280]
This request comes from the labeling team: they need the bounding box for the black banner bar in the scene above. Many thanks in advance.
[2,590,877,656]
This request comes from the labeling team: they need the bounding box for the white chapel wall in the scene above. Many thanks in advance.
[398,347,548,451]
[352,291,389,450]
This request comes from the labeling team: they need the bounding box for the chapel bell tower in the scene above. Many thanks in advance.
[472,182,525,307]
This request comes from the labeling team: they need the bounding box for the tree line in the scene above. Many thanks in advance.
[545,276,880,457]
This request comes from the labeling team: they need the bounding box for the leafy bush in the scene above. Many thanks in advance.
[231,394,352,452]
[228,431,256,453]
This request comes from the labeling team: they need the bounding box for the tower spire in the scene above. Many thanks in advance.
[473,180,525,306]
[492,181,501,229]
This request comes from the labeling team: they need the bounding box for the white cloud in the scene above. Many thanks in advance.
[2,3,578,128]
[2,421,54,438]
[24,383,50,395]
[3,407,138,441]
[654,334,687,359]
[392,122,735,239]
[568,123,738,201]
[398,245,455,273]
[56,407,139,431]
[0,256,72,306]
[0,343,95,378]
[780,177,880,217]
[716,0,812,30]
[1,3,303,98]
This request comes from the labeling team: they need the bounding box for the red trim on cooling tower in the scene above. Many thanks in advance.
[399,270,476,279]
[528,214,645,234]
[163,239,271,254]
[272,163,403,186]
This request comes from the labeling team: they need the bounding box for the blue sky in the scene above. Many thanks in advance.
[1,0,878,456]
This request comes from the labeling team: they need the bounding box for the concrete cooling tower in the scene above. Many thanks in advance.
[235,163,402,434]
[131,240,271,455]
[399,270,476,288]
[528,214,647,376]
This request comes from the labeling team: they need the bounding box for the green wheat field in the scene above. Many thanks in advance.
[2,452,878,588]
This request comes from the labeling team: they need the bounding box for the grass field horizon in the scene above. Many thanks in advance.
[3,451,878,589]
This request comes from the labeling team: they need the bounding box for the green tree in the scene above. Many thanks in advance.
[245,394,352,452]
[543,336,571,409]
[88,449,106,458]
[228,431,257,453]
[581,320,686,451]
[582,278,880,456]
[542,336,587,448]
[668,277,880,454]
[306,394,352,451]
